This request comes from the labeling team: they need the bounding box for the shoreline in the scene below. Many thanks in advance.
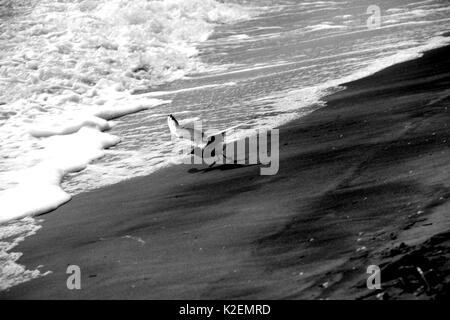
[2,45,450,299]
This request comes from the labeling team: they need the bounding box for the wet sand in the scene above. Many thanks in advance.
[2,45,450,299]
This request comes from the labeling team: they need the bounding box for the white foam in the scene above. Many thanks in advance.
[29,115,111,138]
[0,217,50,290]
[226,34,251,41]
[304,23,348,32]
[0,128,117,223]
[335,14,353,19]
[0,98,169,224]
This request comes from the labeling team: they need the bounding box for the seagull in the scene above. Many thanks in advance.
[167,114,207,146]
[167,114,229,167]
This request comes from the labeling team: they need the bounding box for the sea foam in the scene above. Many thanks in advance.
[0,217,49,291]
[0,0,251,223]
[0,98,169,224]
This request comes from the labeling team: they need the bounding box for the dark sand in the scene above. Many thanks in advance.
[2,46,450,300]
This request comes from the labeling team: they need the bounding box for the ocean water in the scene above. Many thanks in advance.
[1,0,450,289]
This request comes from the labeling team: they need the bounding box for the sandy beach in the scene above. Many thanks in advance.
[1,44,449,299]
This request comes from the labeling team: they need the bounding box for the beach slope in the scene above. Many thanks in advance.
[2,46,450,299]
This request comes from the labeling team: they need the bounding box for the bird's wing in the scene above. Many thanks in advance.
[205,132,225,145]
[205,124,242,142]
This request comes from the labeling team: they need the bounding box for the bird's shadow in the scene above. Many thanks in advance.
[188,163,257,174]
